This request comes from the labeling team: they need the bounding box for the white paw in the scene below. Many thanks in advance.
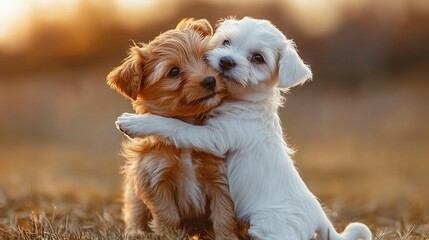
[115,113,142,138]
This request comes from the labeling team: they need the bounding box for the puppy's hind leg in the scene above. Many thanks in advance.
[247,211,305,240]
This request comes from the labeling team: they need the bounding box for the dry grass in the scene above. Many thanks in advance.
[0,192,428,239]
[0,193,124,239]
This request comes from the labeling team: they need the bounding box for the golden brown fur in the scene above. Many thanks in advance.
[107,18,238,239]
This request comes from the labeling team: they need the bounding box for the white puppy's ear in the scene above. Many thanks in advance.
[278,41,312,88]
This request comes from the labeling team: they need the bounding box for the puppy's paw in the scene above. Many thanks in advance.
[115,113,144,139]
[124,228,147,238]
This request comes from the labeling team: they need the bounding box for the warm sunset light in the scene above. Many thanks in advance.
[115,0,157,9]
[0,0,31,49]
[0,0,171,51]
[0,0,79,52]
[1,0,428,51]
[283,0,371,36]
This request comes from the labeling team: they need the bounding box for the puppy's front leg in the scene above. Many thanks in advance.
[123,177,151,235]
[116,113,230,157]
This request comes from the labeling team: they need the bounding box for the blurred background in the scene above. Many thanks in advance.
[0,0,428,232]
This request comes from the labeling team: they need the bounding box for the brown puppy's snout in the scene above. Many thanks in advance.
[201,76,216,91]
[219,56,236,71]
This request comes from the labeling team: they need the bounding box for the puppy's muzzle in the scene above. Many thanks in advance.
[201,76,216,91]
[219,56,236,71]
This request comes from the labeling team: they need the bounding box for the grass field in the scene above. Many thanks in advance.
[0,192,428,239]
[0,67,428,239]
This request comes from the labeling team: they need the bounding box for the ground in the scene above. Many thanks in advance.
[1,192,428,239]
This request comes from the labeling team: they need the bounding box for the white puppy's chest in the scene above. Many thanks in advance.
[217,101,293,218]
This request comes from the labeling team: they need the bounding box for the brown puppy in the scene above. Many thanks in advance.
[107,18,238,239]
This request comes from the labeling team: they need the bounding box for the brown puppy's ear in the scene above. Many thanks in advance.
[176,18,213,37]
[107,46,146,100]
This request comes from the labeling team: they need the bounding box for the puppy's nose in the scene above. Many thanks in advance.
[219,56,236,71]
[201,76,216,91]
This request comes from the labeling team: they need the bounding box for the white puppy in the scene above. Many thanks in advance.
[116,17,372,240]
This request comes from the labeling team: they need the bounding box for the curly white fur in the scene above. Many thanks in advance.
[116,17,372,240]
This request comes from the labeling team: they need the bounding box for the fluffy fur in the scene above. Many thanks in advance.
[116,17,372,240]
[107,18,238,239]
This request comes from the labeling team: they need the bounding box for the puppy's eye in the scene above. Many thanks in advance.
[222,39,230,46]
[252,54,265,64]
[167,67,180,77]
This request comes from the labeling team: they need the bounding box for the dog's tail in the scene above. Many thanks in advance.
[318,221,372,240]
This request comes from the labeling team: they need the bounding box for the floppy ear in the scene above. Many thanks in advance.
[176,18,213,37]
[106,46,146,100]
[278,41,312,89]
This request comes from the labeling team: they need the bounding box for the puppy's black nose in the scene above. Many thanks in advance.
[219,56,236,71]
[201,76,216,91]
